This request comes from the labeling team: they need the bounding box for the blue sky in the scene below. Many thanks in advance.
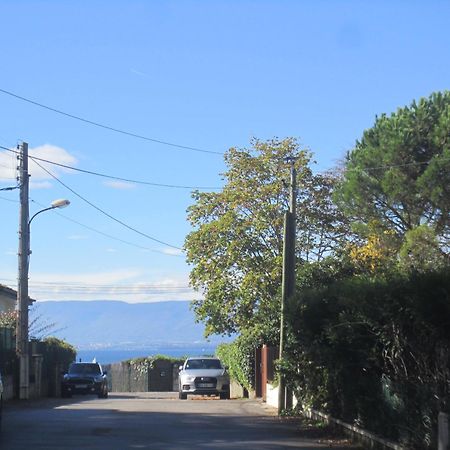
[0,1,449,303]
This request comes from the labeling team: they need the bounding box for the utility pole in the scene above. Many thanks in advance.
[17,141,30,400]
[278,157,297,414]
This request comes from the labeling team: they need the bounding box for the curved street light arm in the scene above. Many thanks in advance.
[28,199,70,227]
[29,206,55,226]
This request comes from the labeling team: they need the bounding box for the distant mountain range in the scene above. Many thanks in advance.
[33,300,229,350]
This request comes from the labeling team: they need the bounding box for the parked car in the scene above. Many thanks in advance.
[178,357,230,400]
[61,362,108,398]
[0,369,3,429]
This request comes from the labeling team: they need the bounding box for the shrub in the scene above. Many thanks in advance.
[284,267,450,448]
[217,336,255,391]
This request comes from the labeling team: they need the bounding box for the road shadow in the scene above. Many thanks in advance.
[1,396,358,449]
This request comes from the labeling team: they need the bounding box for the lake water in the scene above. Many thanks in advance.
[76,345,218,365]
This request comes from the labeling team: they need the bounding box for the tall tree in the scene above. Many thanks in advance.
[185,138,349,337]
[336,92,450,250]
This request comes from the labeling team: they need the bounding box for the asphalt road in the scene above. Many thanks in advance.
[0,392,354,449]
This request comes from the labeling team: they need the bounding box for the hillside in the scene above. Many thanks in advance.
[33,300,224,350]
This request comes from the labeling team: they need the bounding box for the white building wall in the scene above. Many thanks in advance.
[0,286,17,313]
[266,383,298,409]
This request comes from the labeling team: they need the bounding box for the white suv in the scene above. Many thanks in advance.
[178,357,230,400]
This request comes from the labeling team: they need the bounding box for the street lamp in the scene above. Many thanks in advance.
[29,199,71,225]
[16,146,71,400]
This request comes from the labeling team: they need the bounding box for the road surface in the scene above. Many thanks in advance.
[1,392,354,449]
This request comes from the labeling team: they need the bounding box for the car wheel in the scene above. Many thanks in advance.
[98,388,108,399]
[179,391,187,400]
[219,392,230,400]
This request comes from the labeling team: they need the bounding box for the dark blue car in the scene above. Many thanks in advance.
[61,362,108,398]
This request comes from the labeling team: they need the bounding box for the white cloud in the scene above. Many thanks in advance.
[28,144,78,181]
[29,181,53,190]
[130,68,147,77]
[0,149,17,180]
[102,180,136,190]
[161,248,184,256]
[0,144,78,185]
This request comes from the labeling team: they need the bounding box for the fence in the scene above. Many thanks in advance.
[0,332,75,399]
[105,359,183,392]
[0,327,16,375]
[255,345,278,400]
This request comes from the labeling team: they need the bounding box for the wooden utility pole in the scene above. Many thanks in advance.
[17,141,30,400]
[278,157,297,414]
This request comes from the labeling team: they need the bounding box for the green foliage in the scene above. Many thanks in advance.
[284,93,450,447]
[0,313,75,375]
[284,265,450,448]
[0,309,16,329]
[216,334,256,391]
[185,137,350,337]
[146,354,185,363]
[399,225,448,271]
[336,91,450,246]
[0,305,62,339]
[298,170,351,262]
[41,337,77,371]
[186,95,449,449]
[216,343,244,387]
[0,325,16,375]
[123,355,185,381]
[127,356,155,378]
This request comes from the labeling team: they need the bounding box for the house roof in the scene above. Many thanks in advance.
[0,284,35,305]
[0,284,17,299]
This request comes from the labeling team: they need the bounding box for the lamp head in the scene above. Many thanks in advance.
[51,199,70,209]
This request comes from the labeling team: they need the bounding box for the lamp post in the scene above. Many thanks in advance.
[16,141,70,399]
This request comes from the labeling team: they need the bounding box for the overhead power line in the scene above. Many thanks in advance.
[27,282,190,289]
[3,144,449,181]
[29,154,221,190]
[32,159,183,250]
[0,279,194,295]
[0,184,19,191]
[32,285,190,292]
[0,279,190,290]
[29,199,183,257]
[1,146,221,190]
[0,194,18,203]
[0,87,223,155]
[0,195,183,256]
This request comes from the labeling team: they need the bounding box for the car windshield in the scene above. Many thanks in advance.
[185,359,222,370]
[68,363,101,375]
